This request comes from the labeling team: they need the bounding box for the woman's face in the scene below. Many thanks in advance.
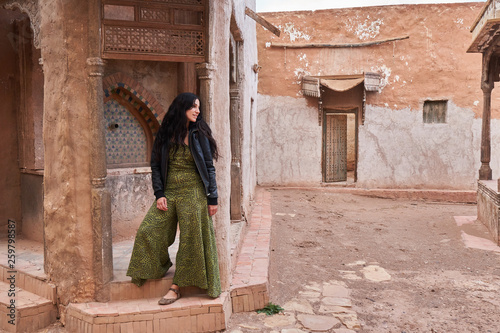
[186,99,200,124]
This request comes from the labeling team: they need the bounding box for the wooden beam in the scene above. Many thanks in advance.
[271,35,410,49]
[245,7,281,37]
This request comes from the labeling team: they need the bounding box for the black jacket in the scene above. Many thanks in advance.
[151,126,218,205]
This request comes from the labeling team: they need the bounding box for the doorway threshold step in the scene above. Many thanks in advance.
[65,292,230,333]
[0,281,58,333]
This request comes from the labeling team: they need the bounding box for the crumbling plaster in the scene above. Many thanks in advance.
[256,3,500,189]
[106,169,153,240]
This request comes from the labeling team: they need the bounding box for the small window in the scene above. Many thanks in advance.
[423,100,447,123]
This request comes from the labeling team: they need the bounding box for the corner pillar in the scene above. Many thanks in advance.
[196,62,231,291]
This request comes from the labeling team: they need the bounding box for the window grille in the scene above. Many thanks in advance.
[101,0,207,62]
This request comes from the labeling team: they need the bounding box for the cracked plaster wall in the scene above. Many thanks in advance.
[257,94,321,186]
[358,103,481,189]
[256,3,500,189]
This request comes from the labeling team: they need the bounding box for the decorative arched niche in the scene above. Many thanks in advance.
[103,73,163,168]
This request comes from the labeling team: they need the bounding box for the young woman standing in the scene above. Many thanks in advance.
[126,92,221,304]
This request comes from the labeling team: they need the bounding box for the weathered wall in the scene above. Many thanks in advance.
[358,103,479,189]
[0,9,24,235]
[257,94,322,185]
[256,3,498,189]
[106,168,153,240]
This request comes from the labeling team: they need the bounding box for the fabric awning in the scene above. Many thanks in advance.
[320,77,364,92]
[302,73,380,97]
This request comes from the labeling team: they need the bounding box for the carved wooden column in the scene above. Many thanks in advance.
[230,88,242,220]
[195,63,215,125]
[88,0,112,302]
[479,53,494,181]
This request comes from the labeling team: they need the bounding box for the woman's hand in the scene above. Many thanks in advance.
[208,205,218,216]
[157,197,168,211]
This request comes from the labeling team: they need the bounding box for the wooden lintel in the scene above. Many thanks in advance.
[245,7,281,37]
[271,35,410,49]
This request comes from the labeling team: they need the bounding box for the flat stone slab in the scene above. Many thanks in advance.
[318,304,356,314]
[297,314,341,332]
[281,329,309,333]
[323,284,350,298]
[264,314,296,328]
[334,313,361,330]
[334,329,357,333]
[322,297,352,307]
[339,270,362,280]
[283,299,314,314]
[362,265,391,282]
[299,290,321,299]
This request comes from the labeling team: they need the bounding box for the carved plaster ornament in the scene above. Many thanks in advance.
[4,0,41,49]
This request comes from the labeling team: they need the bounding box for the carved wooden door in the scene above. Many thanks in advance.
[325,115,347,182]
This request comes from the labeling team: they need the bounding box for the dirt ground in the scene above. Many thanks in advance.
[227,188,500,333]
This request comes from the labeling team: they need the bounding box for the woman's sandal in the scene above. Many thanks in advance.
[158,287,181,305]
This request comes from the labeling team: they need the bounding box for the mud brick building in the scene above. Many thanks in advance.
[256,2,496,191]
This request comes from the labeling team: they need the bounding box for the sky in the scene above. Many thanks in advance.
[256,0,485,12]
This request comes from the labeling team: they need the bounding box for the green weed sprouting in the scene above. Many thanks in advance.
[256,302,284,316]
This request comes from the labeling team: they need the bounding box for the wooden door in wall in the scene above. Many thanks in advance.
[325,114,347,182]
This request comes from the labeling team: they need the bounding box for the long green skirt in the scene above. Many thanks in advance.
[126,145,221,298]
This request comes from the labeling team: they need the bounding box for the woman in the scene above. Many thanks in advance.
[126,92,221,305]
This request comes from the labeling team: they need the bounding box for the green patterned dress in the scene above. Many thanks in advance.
[126,144,221,298]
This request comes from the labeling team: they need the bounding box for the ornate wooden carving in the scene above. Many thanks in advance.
[102,0,207,62]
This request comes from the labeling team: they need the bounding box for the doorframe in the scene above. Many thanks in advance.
[322,107,359,183]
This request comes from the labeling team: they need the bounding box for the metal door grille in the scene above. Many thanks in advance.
[325,115,347,182]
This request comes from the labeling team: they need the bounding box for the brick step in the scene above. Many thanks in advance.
[65,292,231,333]
[0,265,57,304]
[0,281,57,333]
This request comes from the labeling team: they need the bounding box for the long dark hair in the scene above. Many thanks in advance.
[154,92,218,160]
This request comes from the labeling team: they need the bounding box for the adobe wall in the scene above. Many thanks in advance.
[0,9,24,235]
[256,3,497,189]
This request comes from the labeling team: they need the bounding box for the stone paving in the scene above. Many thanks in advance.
[229,279,362,332]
